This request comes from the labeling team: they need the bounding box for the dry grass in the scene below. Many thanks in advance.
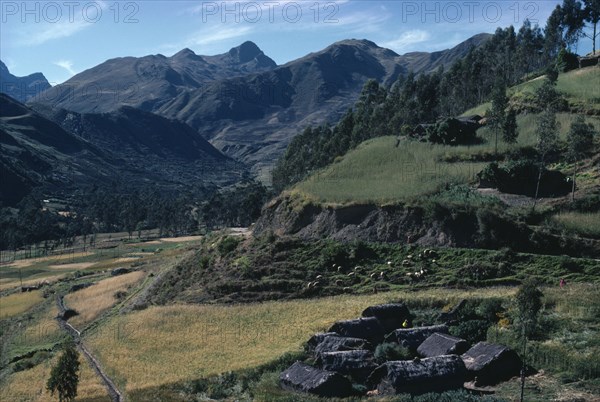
[64,271,146,329]
[159,235,203,243]
[0,354,111,402]
[86,287,515,395]
[48,262,97,270]
[0,275,64,292]
[551,211,600,238]
[3,252,94,269]
[0,291,44,319]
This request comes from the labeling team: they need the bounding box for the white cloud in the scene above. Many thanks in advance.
[159,25,256,54]
[54,60,76,76]
[15,1,108,46]
[381,30,431,52]
[189,25,255,47]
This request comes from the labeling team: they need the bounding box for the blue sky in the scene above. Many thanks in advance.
[1,1,592,84]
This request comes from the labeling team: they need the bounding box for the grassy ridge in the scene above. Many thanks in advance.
[294,112,600,205]
[462,67,600,116]
[295,137,486,204]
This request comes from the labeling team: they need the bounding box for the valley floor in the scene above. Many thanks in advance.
[1,230,599,401]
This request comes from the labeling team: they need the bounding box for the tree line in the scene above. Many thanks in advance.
[0,181,269,252]
[272,1,599,192]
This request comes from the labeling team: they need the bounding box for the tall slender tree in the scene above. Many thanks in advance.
[566,115,596,200]
[47,342,80,402]
[487,80,508,156]
[503,109,519,144]
[533,107,560,209]
[583,0,600,53]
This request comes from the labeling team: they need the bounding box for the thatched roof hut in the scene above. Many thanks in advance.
[316,350,377,382]
[367,355,467,395]
[328,317,386,345]
[306,332,338,352]
[461,342,522,385]
[362,303,411,333]
[417,333,469,358]
[280,361,354,397]
[385,324,449,350]
[314,334,373,356]
[438,299,466,323]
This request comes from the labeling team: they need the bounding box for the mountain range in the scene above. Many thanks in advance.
[1,34,491,203]
[30,34,491,179]
[0,60,51,103]
[0,94,246,206]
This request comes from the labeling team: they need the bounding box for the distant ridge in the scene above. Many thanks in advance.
[0,60,51,103]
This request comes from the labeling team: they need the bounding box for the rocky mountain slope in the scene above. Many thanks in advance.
[32,36,491,178]
[31,41,277,114]
[1,94,247,206]
[0,61,51,103]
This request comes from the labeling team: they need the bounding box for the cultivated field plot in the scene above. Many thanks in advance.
[85,288,512,395]
[0,353,111,402]
[0,290,43,319]
[64,271,147,329]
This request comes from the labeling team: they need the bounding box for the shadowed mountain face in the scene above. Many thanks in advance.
[32,35,491,179]
[31,41,277,114]
[0,61,51,103]
[1,94,247,206]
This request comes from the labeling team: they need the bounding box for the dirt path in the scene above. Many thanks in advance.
[55,295,123,402]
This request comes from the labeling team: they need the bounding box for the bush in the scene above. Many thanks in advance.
[374,343,413,363]
[477,160,571,197]
[217,236,240,257]
[557,48,580,72]
[450,320,490,345]
[427,118,479,145]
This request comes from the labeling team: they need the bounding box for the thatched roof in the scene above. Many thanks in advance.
[385,324,449,350]
[313,334,373,356]
[417,333,469,358]
[367,355,467,395]
[316,350,377,382]
[328,317,386,345]
[461,342,522,385]
[306,332,339,352]
[362,303,411,333]
[438,299,466,323]
[280,361,354,398]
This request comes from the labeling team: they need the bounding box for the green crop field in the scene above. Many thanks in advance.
[295,137,487,204]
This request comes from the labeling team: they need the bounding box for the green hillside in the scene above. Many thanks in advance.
[462,67,600,116]
[295,68,600,206]
[294,114,599,205]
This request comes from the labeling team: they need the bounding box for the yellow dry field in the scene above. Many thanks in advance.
[0,290,44,319]
[64,271,146,329]
[48,262,97,270]
[86,287,515,395]
[0,354,111,402]
[3,252,94,269]
[159,235,203,242]
[0,275,64,291]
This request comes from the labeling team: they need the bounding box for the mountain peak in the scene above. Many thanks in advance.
[229,41,263,63]
[172,48,201,59]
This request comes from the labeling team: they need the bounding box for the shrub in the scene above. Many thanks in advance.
[477,160,571,197]
[450,319,490,344]
[374,343,413,363]
[217,236,240,257]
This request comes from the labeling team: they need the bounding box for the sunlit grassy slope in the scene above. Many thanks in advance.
[294,68,600,205]
[294,137,487,204]
[462,67,600,116]
[0,290,44,319]
[0,354,111,402]
[85,287,514,396]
